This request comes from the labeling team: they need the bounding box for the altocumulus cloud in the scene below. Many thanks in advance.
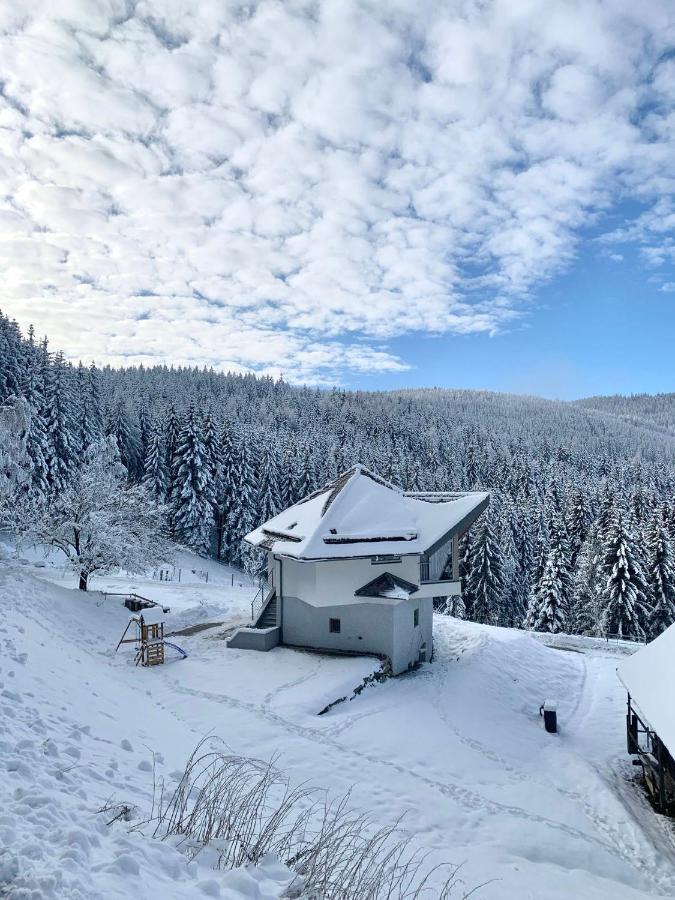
[0,0,674,381]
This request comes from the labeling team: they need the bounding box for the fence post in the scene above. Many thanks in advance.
[178,568,181,583]
[206,571,209,584]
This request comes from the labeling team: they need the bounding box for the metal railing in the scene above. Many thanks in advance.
[251,581,273,623]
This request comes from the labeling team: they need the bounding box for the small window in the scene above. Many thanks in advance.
[329,618,341,634]
[413,608,419,628]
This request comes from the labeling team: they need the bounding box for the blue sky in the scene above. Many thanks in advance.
[348,208,675,399]
[1,2,674,397]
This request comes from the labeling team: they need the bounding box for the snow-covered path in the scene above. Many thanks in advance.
[2,563,675,899]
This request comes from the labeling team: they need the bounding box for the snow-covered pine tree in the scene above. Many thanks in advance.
[524,546,571,633]
[597,512,650,641]
[76,362,103,453]
[163,404,181,505]
[500,502,523,627]
[566,488,592,568]
[644,514,675,640]
[465,516,506,625]
[532,511,550,588]
[214,424,238,560]
[107,397,142,480]
[142,419,169,500]
[201,409,219,488]
[296,448,315,500]
[257,442,282,523]
[279,441,299,509]
[19,330,50,500]
[629,487,654,529]
[571,522,603,635]
[0,396,30,512]
[44,351,77,493]
[515,506,536,619]
[0,314,24,401]
[227,433,258,567]
[170,408,216,553]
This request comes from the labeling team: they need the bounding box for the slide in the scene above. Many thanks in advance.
[163,641,188,660]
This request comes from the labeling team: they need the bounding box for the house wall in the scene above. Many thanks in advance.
[393,596,433,674]
[278,555,433,675]
[281,554,420,606]
[281,595,430,675]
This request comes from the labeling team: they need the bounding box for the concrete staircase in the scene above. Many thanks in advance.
[226,589,280,652]
[256,592,278,628]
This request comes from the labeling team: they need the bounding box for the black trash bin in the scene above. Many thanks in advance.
[540,700,557,734]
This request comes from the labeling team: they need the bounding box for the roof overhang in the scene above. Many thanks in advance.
[422,493,489,557]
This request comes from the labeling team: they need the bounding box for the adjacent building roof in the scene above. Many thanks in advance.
[355,571,419,600]
[617,625,675,757]
[245,464,489,560]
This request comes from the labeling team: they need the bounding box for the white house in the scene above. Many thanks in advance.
[227,465,489,675]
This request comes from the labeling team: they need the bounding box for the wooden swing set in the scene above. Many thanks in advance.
[116,609,166,667]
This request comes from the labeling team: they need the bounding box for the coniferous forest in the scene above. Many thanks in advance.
[2,310,675,641]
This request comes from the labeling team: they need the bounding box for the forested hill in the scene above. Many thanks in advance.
[576,393,675,439]
[2,309,675,641]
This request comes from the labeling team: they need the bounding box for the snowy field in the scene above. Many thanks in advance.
[2,549,675,899]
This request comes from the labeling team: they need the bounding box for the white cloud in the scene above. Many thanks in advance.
[0,0,674,381]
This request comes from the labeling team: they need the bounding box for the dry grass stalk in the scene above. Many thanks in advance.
[134,737,473,899]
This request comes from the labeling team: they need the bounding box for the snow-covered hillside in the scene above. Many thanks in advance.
[2,559,675,899]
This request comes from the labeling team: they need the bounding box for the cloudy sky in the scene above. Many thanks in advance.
[1,1,674,395]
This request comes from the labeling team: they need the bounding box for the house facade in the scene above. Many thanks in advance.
[227,465,489,675]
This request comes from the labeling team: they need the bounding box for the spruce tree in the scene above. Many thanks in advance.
[465,517,506,625]
[228,434,258,567]
[597,512,650,640]
[257,442,282,523]
[76,362,103,452]
[20,330,50,499]
[571,522,603,635]
[645,515,675,640]
[214,425,238,559]
[524,546,571,633]
[566,488,592,567]
[142,420,169,500]
[170,408,215,553]
[107,397,142,479]
[44,351,77,493]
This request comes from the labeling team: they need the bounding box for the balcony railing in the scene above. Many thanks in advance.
[419,560,454,584]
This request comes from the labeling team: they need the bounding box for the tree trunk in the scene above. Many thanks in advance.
[79,571,88,591]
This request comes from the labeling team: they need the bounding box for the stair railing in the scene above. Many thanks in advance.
[251,582,265,622]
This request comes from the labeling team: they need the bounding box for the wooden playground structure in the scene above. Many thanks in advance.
[115,605,187,667]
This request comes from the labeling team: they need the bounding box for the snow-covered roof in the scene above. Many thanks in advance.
[617,625,675,757]
[135,607,165,626]
[245,465,489,560]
